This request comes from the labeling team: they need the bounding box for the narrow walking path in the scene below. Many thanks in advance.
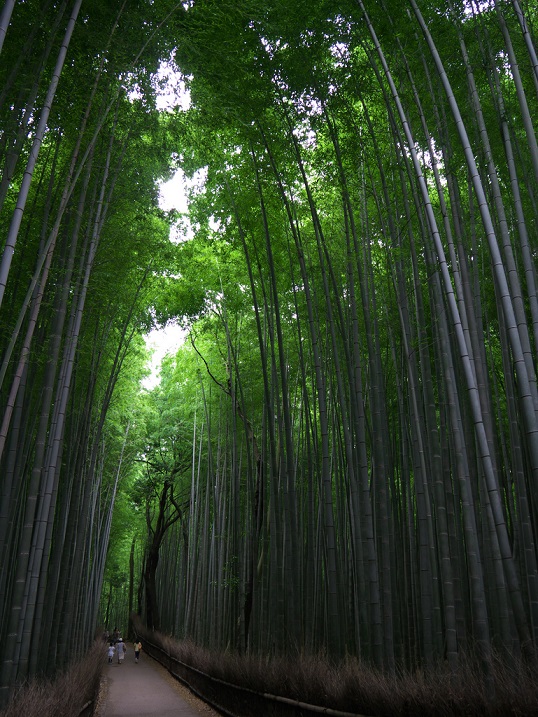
[98,644,217,717]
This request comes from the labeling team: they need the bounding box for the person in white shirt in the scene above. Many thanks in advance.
[116,637,126,664]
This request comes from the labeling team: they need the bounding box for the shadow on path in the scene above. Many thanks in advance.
[99,645,205,717]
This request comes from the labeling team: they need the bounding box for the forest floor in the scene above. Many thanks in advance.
[95,644,219,717]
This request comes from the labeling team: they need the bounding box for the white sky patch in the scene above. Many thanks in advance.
[125,60,191,111]
[155,61,191,111]
[143,322,187,390]
[159,167,211,242]
[462,0,494,17]
[159,169,190,213]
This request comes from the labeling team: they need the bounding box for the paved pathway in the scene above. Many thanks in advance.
[99,644,211,717]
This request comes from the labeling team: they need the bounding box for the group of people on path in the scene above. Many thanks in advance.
[105,626,142,665]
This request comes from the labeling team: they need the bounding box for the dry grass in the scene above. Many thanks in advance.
[0,639,105,717]
[132,616,538,716]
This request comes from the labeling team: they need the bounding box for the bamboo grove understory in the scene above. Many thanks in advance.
[1,0,538,708]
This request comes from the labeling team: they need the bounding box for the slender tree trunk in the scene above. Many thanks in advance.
[0,0,82,309]
[0,0,15,54]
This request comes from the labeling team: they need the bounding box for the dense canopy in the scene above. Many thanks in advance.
[1,0,538,708]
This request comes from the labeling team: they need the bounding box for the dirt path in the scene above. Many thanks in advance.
[96,644,219,717]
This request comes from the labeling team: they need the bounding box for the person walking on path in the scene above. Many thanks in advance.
[133,641,142,663]
[107,642,115,664]
[99,645,215,716]
[116,638,126,664]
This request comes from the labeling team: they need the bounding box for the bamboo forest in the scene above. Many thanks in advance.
[1,0,538,713]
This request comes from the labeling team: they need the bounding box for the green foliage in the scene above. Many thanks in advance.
[3,0,538,694]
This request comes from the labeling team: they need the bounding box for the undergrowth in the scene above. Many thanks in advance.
[0,639,104,717]
[132,615,538,716]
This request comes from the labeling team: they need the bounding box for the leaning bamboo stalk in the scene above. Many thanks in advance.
[509,0,538,96]
[0,42,59,214]
[0,0,82,310]
[15,127,117,681]
[409,0,536,657]
[0,2,128,395]
[358,0,514,661]
[0,255,60,693]
[0,233,55,461]
[0,0,15,54]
